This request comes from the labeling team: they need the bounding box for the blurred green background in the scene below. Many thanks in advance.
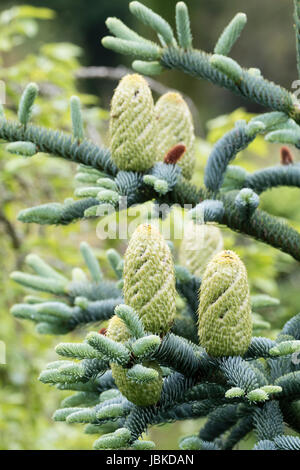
[0,0,299,450]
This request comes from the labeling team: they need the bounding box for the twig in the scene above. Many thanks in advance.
[0,209,21,249]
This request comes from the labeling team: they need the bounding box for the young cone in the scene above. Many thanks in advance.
[198,250,252,357]
[179,221,224,277]
[123,224,176,335]
[154,92,195,180]
[107,315,163,406]
[109,74,156,171]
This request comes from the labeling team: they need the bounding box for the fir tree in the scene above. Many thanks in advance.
[6,1,300,451]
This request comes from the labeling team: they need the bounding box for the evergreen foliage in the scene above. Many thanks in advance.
[7,0,300,451]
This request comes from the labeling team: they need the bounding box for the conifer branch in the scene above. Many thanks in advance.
[102,2,300,122]
[199,404,250,443]
[18,83,39,126]
[175,2,192,50]
[153,333,214,378]
[253,401,284,441]
[162,47,298,121]
[273,435,300,450]
[214,13,247,56]
[7,1,300,451]
[223,414,253,450]
[0,118,116,174]
[243,163,300,194]
[70,96,85,141]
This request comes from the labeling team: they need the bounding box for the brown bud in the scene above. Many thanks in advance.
[280,146,294,165]
[164,143,186,165]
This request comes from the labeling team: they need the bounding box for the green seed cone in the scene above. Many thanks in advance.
[154,92,195,180]
[198,250,252,357]
[123,224,176,335]
[107,315,163,406]
[179,222,224,277]
[110,74,156,171]
[110,362,162,407]
[106,315,131,343]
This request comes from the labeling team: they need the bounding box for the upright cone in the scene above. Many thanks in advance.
[123,224,176,335]
[198,250,252,357]
[110,74,156,172]
[154,92,195,180]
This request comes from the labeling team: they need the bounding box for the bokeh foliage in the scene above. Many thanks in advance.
[0,6,105,449]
